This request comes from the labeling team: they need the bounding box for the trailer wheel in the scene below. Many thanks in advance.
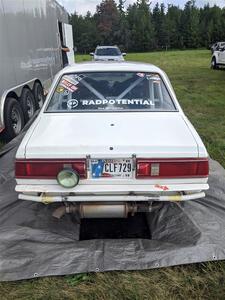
[33,82,44,109]
[20,88,36,122]
[2,97,25,142]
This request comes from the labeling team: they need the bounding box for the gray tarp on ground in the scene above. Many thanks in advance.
[0,128,225,281]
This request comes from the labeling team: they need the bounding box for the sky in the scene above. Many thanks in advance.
[57,0,225,15]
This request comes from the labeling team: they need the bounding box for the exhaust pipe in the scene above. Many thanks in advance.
[80,203,129,218]
[52,202,162,219]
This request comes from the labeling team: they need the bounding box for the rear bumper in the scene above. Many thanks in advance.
[15,183,209,194]
[18,192,206,203]
[16,182,209,203]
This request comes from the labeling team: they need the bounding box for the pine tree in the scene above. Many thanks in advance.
[182,0,200,48]
[153,3,168,49]
[166,5,182,49]
[127,0,155,51]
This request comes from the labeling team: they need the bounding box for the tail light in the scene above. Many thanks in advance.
[15,159,87,179]
[136,158,209,179]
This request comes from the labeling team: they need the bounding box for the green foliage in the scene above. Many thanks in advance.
[96,0,120,45]
[70,11,99,54]
[70,0,225,53]
[153,3,168,49]
[181,0,200,48]
[65,274,90,286]
[127,0,155,51]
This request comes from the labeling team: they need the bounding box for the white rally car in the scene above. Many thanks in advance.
[15,62,209,219]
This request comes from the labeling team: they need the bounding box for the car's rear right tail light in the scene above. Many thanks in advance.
[15,159,87,179]
[136,158,209,179]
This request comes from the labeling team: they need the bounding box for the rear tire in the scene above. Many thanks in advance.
[33,82,44,109]
[1,97,25,142]
[211,57,218,69]
[20,88,36,122]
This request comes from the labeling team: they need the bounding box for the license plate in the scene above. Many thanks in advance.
[91,159,133,179]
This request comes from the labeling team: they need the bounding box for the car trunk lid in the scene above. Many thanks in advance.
[25,112,199,159]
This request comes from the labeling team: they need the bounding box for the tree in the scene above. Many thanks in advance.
[153,3,168,49]
[116,0,131,50]
[166,5,182,49]
[127,0,155,51]
[70,0,225,53]
[70,11,99,53]
[96,0,120,44]
[118,0,126,14]
[182,0,200,48]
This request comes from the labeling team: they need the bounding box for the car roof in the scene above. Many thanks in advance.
[96,46,118,49]
[61,61,164,75]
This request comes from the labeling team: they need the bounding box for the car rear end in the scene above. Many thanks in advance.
[15,156,209,218]
[15,64,209,218]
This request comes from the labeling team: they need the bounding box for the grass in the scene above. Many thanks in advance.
[1,263,225,299]
[1,49,225,299]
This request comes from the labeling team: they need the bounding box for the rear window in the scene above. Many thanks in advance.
[46,72,176,113]
[96,48,121,56]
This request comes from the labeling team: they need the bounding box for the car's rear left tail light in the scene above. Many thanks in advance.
[15,159,87,179]
[136,158,209,179]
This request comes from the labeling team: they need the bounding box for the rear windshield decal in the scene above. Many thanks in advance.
[47,72,176,112]
[80,99,154,107]
[61,78,78,93]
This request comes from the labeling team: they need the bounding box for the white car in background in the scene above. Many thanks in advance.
[90,46,126,62]
[15,62,209,219]
[210,41,225,53]
[211,46,225,69]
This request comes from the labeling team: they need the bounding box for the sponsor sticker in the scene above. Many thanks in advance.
[64,75,79,85]
[67,99,79,109]
[146,74,160,81]
[80,99,154,107]
[74,74,85,82]
[61,78,78,93]
[56,86,65,93]
[155,184,169,191]
[136,72,145,78]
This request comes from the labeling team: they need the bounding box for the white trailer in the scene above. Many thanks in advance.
[0,0,74,141]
